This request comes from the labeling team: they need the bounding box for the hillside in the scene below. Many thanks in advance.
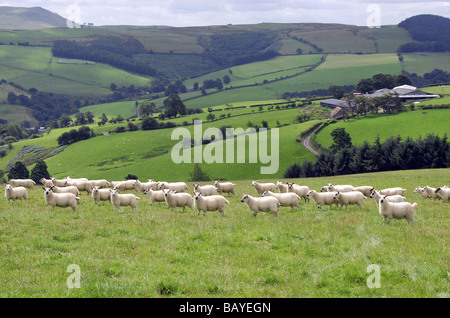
[0,6,67,30]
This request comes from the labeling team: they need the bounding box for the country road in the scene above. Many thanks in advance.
[303,129,319,156]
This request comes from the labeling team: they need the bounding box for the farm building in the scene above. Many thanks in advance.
[363,85,441,102]
[320,98,350,109]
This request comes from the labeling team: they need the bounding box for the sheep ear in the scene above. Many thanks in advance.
[42,187,45,190]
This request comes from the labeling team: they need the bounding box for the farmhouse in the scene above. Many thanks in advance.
[320,99,352,119]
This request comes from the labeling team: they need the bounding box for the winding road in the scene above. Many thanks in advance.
[302,129,319,156]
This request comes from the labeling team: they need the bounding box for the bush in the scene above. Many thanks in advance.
[8,161,29,180]
[189,164,210,182]
[30,160,51,184]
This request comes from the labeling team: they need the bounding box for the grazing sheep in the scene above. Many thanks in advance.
[113,180,136,191]
[193,192,229,216]
[320,186,328,192]
[251,180,276,195]
[378,187,406,196]
[143,188,166,206]
[378,194,417,226]
[66,180,93,194]
[414,187,430,200]
[43,187,79,212]
[423,186,442,200]
[9,178,36,189]
[333,191,365,209]
[213,180,236,196]
[261,190,300,212]
[326,183,355,193]
[435,187,450,202]
[51,177,67,187]
[163,189,193,212]
[193,184,217,196]
[51,185,80,197]
[40,178,54,188]
[275,181,288,193]
[353,186,374,197]
[110,189,140,211]
[134,180,158,192]
[159,182,188,193]
[91,186,111,204]
[89,179,110,188]
[370,190,406,206]
[4,184,28,203]
[64,176,88,182]
[286,183,310,202]
[240,194,280,217]
[306,190,338,210]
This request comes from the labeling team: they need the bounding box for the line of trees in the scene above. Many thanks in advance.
[57,126,93,146]
[284,132,449,178]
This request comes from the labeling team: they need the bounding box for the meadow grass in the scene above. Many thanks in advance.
[314,109,450,148]
[0,168,448,297]
[401,53,450,75]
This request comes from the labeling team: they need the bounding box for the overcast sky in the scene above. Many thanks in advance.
[2,0,449,27]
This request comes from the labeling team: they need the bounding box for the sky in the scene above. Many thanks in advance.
[1,0,450,27]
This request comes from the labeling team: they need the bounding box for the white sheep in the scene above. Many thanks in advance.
[159,182,188,193]
[306,190,338,210]
[110,189,140,211]
[9,178,36,189]
[193,192,229,216]
[51,177,67,187]
[326,183,355,192]
[213,180,236,196]
[286,182,310,202]
[4,184,28,203]
[113,180,136,191]
[64,176,88,182]
[163,189,193,212]
[40,178,54,187]
[43,187,80,211]
[435,187,450,202]
[423,186,442,200]
[370,190,406,206]
[89,179,110,188]
[143,188,166,206]
[275,181,288,193]
[333,191,366,209]
[261,190,300,212]
[414,187,430,200]
[320,185,328,192]
[251,180,276,195]
[378,187,406,196]
[240,194,280,217]
[353,186,374,197]
[91,186,111,204]
[378,194,417,225]
[66,180,93,194]
[193,184,217,196]
[51,185,80,197]
[134,180,158,192]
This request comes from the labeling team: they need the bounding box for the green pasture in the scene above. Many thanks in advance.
[401,53,450,75]
[314,109,450,148]
[0,45,151,96]
[0,104,38,126]
[0,168,448,297]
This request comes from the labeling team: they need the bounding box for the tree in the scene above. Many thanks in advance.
[329,85,345,99]
[164,93,186,118]
[189,164,210,182]
[8,161,29,180]
[330,128,352,153]
[30,160,50,184]
[101,113,108,125]
[139,101,157,117]
[283,163,301,178]
[58,114,73,128]
[223,75,231,84]
[141,116,159,130]
[75,112,86,126]
[356,78,374,94]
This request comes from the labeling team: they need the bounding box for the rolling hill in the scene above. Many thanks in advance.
[0,6,67,30]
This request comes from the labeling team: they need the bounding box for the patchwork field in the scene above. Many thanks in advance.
[0,168,448,297]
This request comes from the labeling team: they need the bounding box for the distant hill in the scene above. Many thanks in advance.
[0,6,67,29]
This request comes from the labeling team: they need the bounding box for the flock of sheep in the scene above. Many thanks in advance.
[4,177,449,226]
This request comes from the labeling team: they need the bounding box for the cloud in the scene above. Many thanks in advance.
[1,0,449,26]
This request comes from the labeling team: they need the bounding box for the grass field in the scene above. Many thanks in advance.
[0,168,448,297]
[401,53,450,75]
[0,45,152,96]
[314,109,450,148]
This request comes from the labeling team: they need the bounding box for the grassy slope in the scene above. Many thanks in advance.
[314,109,450,148]
[0,45,151,96]
[0,168,448,297]
[401,53,450,75]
